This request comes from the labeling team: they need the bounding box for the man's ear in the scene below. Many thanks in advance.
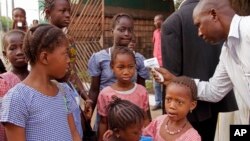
[210,8,218,22]
[39,51,49,65]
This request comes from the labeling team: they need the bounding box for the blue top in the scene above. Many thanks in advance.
[88,48,149,90]
[62,82,83,138]
[0,83,77,141]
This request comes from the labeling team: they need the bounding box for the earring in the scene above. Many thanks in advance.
[116,134,120,138]
[5,59,9,64]
[190,109,192,113]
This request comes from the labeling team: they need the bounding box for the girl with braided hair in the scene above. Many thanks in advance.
[102,96,145,141]
[43,0,93,109]
[143,76,201,141]
[97,46,150,141]
[0,24,81,141]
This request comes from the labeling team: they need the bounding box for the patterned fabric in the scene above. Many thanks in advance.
[0,79,9,97]
[62,82,83,138]
[0,79,8,141]
[143,115,201,141]
[0,72,20,141]
[0,71,21,88]
[97,83,149,117]
[0,83,78,141]
[88,48,149,90]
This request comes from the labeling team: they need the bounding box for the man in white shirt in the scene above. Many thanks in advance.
[154,0,250,122]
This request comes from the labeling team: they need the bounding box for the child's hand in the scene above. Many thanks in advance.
[103,130,113,141]
[84,99,93,119]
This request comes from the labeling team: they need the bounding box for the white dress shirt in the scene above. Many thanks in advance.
[196,14,250,109]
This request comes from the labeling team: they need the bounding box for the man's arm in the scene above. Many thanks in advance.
[154,56,233,103]
[196,57,233,102]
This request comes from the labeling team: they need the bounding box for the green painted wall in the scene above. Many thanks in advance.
[104,0,172,12]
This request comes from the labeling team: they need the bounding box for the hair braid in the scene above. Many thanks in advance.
[107,96,144,130]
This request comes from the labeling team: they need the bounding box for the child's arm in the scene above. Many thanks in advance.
[89,76,101,112]
[98,116,108,141]
[68,113,81,141]
[70,73,93,119]
[4,123,25,141]
[144,109,151,127]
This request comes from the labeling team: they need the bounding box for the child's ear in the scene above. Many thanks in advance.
[39,51,49,65]
[2,51,6,58]
[190,100,197,111]
[45,9,51,20]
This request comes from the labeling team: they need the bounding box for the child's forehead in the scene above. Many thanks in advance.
[167,83,192,96]
[53,0,70,8]
[6,33,24,41]
[13,9,25,16]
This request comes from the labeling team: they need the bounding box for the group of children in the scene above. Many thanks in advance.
[0,0,202,141]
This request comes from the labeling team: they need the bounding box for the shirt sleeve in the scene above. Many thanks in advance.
[142,118,158,139]
[0,79,9,97]
[97,90,109,117]
[142,87,149,111]
[135,53,150,80]
[88,53,101,77]
[196,54,234,102]
[62,84,78,114]
[0,88,28,128]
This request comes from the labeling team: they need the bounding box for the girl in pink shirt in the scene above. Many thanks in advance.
[143,76,201,141]
[97,47,150,141]
[102,96,145,141]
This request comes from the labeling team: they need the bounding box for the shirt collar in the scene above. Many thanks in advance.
[228,14,241,39]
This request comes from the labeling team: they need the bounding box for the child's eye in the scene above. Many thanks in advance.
[9,46,16,51]
[166,98,171,103]
[118,28,126,32]
[177,100,184,105]
[129,65,135,69]
[133,131,139,135]
[117,66,124,69]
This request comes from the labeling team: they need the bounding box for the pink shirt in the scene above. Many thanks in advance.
[0,72,21,89]
[143,115,201,141]
[97,84,149,117]
[0,72,21,141]
[153,29,162,66]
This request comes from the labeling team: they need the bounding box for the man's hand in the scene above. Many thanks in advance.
[152,67,176,85]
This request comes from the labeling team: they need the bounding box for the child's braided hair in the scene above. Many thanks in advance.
[107,95,144,130]
[169,76,198,101]
[23,24,68,65]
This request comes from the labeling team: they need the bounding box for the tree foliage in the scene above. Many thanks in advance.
[0,16,12,32]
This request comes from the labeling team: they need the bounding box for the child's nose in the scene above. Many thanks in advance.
[169,101,177,109]
[16,47,24,55]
